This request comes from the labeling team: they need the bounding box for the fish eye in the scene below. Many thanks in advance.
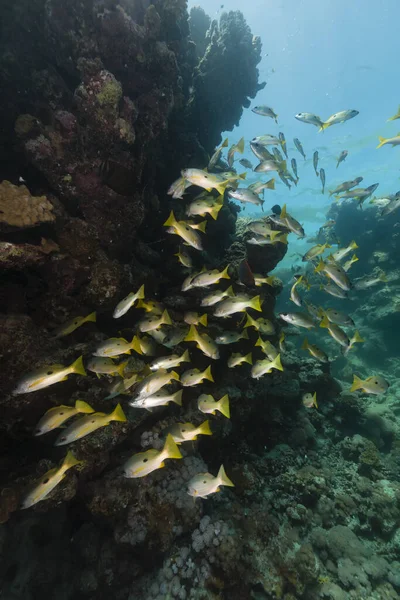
[374,380,379,385]
[47,370,53,375]
[35,428,41,434]
[91,420,96,423]
[42,478,50,485]
[60,436,67,441]
[143,458,148,463]
[59,412,64,415]
[203,480,207,484]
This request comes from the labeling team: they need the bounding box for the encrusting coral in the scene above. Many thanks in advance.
[0,180,55,229]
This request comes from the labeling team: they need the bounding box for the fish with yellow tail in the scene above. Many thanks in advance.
[34,400,95,436]
[319,109,359,132]
[227,352,252,369]
[343,254,359,272]
[376,134,400,149]
[216,329,248,345]
[208,137,229,170]
[137,309,172,333]
[302,243,331,262]
[181,365,214,387]
[198,393,230,418]
[54,311,96,338]
[130,388,183,410]
[328,177,363,197]
[168,176,190,199]
[278,204,305,238]
[181,168,235,195]
[330,241,358,263]
[124,434,182,478]
[186,195,224,221]
[301,338,329,363]
[353,271,387,290]
[214,293,262,318]
[244,313,275,335]
[113,284,145,319]
[255,337,279,360]
[324,308,354,327]
[20,451,83,510]
[87,357,128,378]
[93,336,142,358]
[315,259,352,291]
[252,105,278,122]
[184,325,219,360]
[251,354,283,379]
[280,312,316,329]
[303,392,318,409]
[136,298,164,314]
[188,465,234,498]
[342,330,364,355]
[190,265,230,288]
[320,315,350,349]
[55,403,127,446]
[387,105,400,121]
[201,285,235,307]
[165,420,212,444]
[227,137,245,167]
[164,211,204,251]
[350,374,389,395]
[14,356,86,395]
[290,276,305,307]
[149,349,190,371]
[184,312,208,327]
[295,112,324,128]
[131,369,180,402]
[175,245,192,268]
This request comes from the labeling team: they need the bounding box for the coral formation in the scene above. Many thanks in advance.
[0,181,55,229]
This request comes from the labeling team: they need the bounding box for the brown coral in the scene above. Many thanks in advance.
[0,180,55,229]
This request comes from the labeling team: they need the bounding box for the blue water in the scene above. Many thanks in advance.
[189,0,400,262]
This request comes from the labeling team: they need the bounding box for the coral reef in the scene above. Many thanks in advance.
[0,181,55,229]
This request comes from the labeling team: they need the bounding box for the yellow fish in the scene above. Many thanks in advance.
[181,365,214,387]
[174,245,192,268]
[113,284,145,318]
[14,356,86,395]
[251,354,283,379]
[214,294,262,318]
[201,285,235,307]
[123,434,182,478]
[55,404,127,446]
[166,420,212,444]
[244,313,275,334]
[227,352,252,368]
[183,312,208,326]
[301,338,328,363]
[130,388,183,410]
[198,393,230,418]
[377,134,400,149]
[181,168,233,195]
[20,451,83,509]
[184,325,219,359]
[188,465,234,498]
[189,265,230,288]
[255,337,278,360]
[34,400,94,436]
[137,309,172,333]
[54,311,96,338]
[303,392,318,409]
[93,336,142,358]
[350,374,389,395]
[164,211,204,250]
[136,298,164,315]
[149,349,190,371]
[131,369,180,402]
[87,357,127,377]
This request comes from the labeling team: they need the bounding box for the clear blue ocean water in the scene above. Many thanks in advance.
[189,0,400,265]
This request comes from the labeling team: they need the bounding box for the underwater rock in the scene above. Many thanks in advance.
[189,6,211,60]
[0,181,55,230]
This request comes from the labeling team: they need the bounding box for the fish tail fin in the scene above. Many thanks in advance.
[198,420,212,436]
[116,360,128,377]
[312,392,318,409]
[162,309,172,326]
[243,313,254,329]
[271,354,283,372]
[196,220,207,233]
[220,264,230,280]
[110,403,127,423]
[238,172,247,180]
[131,335,143,355]
[199,313,208,327]
[163,210,178,228]
[249,295,262,312]
[217,464,234,487]
[85,311,97,323]
[62,450,83,471]
[163,434,183,460]
[244,352,253,365]
[216,181,230,195]
[171,390,183,406]
[184,325,199,343]
[319,122,330,132]
[181,349,190,363]
[350,240,358,250]
[221,137,229,148]
[280,203,287,218]
[269,229,283,241]
[225,285,235,297]
[353,331,365,344]
[218,394,230,419]
[255,336,263,348]
[314,259,325,274]
[170,370,180,382]
[241,329,249,340]
[210,203,223,220]
[137,284,145,299]
[350,374,364,392]
[320,315,330,329]
[376,136,387,149]
[71,355,87,376]
[203,365,214,383]
[301,338,309,350]
[266,178,275,190]
[75,400,95,414]
[236,137,245,153]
